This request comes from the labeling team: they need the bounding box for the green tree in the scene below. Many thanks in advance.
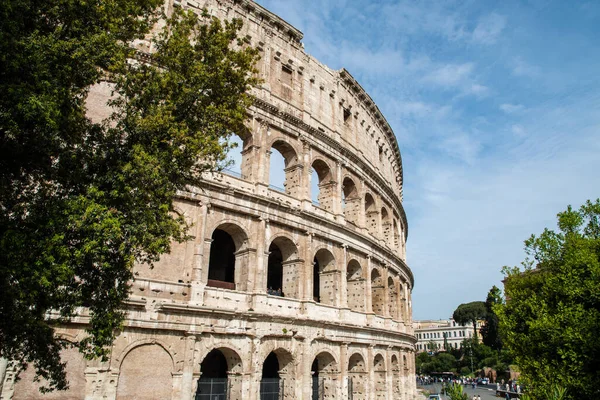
[0,0,258,391]
[480,285,503,350]
[495,199,600,400]
[452,301,487,340]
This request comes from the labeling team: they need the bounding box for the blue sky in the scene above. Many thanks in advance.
[252,0,600,320]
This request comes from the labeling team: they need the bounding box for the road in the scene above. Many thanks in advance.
[420,382,500,400]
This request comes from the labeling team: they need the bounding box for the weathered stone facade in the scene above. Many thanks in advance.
[1,0,417,399]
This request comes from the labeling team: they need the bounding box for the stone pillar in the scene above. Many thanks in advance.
[367,345,374,399]
[302,339,313,399]
[334,162,343,219]
[253,217,268,293]
[340,343,349,400]
[382,267,390,318]
[180,333,197,400]
[386,348,393,400]
[191,202,209,303]
[0,358,7,395]
[303,232,315,302]
[366,256,373,313]
[340,245,348,309]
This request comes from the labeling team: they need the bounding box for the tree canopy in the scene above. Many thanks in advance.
[496,199,600,400]
[452,301,487,339]
[480,285,503,350]
[0,0,258,391]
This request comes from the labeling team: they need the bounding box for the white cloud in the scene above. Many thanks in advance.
[511,124,526,137]
[500,103,525,113]
[472,13,507,44]
[422,63,474,87]
[512,57,542,77]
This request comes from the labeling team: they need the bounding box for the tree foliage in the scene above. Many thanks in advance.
[452,301,487,339]
[0,0,258,391]
[495,199,600,400]
[480,285,503,350]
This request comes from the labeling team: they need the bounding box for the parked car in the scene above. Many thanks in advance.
[428,395,442,400]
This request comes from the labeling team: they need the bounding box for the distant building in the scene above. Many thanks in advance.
[413,319,476,352]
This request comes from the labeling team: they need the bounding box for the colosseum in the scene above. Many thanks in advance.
[1,0,417,399]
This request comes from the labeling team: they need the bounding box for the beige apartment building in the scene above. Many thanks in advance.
[1,0,417,399]
[413,319,475,353]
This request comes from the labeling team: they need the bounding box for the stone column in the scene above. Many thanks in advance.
[303,232,315,302]
[367,345,374,399]
[180,333,197,400]
[340,343,349,400]
[382,266,390,318]
[191,202,209,304]
[365,256,373,314]
[386,347,393,400]
[340,245,348,309]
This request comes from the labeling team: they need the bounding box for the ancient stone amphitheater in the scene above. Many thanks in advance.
[1,0,417,399]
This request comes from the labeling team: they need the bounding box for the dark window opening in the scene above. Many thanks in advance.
[262,353,280,379]
[343,107,351,122]
[208,229,235,288]
[267,243,284,297]
[313,258,320,303]
[200,350,228,378]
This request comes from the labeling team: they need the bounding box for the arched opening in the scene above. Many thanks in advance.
[197,348,242,399]
[260,349,294,400]
[311,352,338,400]
[342,177,360,225]
[365,193,378,236]
[388,277,398,320]
[261,352,280,400]
[313,249,337,306]
[348,353,367,400]
[224,132,253,180]
[269,140,299,196]
[346,260,365,312]
[381,207,391,244]
[371,269,385,316]
[268,237,300,299]
[267,243,283,296]
[373,354,386,398]
[208,229,235,289]
[116,344,173,400]
[311,159,334,211]
[393,218,400,250]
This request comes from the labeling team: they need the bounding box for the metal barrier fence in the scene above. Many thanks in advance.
[260,378,283,400]
[195,378,228,400]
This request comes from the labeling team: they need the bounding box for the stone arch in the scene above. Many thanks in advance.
[260,347,295,400]
[268,235,301,299]
[116,343,174,400]
[346,259,365,312]
[269,139,301,196]
[207,222,250,291]
[371,268,385,316]
[388,276,399,320]
[381,206,391,244]
[313,248,338,305]
[364,192,378,236]
[311,157,335,211]
[347,352,367,400]
[342,176,360,225]
[12,345,87,400]
[373,353,387,399]
[311,351,339,400]
[196,347,244,400]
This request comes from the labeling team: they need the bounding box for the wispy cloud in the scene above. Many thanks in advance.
[472,13,507,44]
[255,0,600,320]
